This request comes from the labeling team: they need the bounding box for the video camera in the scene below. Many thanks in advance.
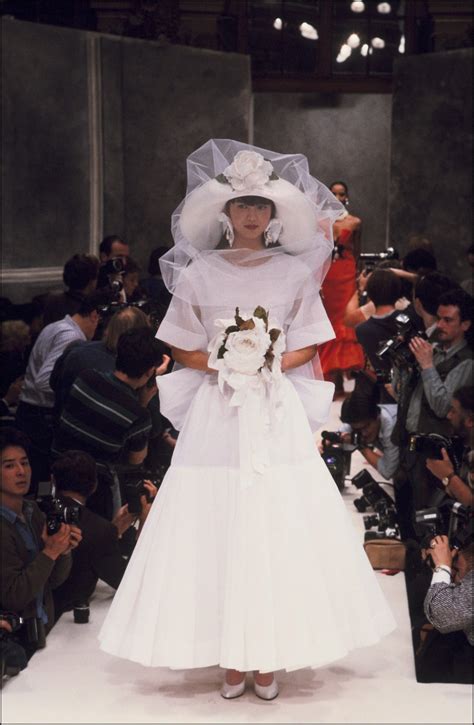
[415,500,472,551]
[358,247,399,273]
[320,430,361,491]
[376,312,426,368]
[408,433,464,472]
[37,496,82,536]
[352,469,395,513]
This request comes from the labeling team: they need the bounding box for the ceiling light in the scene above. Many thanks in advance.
[371,37,385,49]
[273,17,282,31]
[398,35,405,53]
[377,2,391,13]
[350,1,365,12]
[360,43,369,56]
[347,33,361,48]
[299,22,318,40]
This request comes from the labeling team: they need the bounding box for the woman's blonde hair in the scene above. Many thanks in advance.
[0,320,31,353]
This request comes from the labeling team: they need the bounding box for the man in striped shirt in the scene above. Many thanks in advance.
[52,327,165,520]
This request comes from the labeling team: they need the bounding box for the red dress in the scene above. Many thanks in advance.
[316,228,364,378]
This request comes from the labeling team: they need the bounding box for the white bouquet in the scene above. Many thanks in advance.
[208,306,285,401]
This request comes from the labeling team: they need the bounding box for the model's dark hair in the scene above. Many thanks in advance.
[414,272,460,315]
[402,248,437,274]
[99,235,127,257]
[366,269,401,307]
[330,180,348,195]
[52,450,97,497]
[148,247,169,276]
[453,385,474,415]
[115,327,165,378]
[0,427,30,457]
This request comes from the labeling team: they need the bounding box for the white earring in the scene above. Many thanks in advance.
[264,218,282,246]
[217,212,234,247]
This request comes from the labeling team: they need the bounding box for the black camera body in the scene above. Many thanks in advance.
[0,612,23,634]
[37,496,82,536]
[120,466,166,514]
[352,469,395,513]
[376,312,426,368]
[102,257,125,276]
[358,247,399,273]
[375,368,392,385]
[320,430,360,491]
[415,501,472,550]
[363,498,399,541]
[408,433,464,472]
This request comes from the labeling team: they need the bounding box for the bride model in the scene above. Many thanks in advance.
[99,140,396,700]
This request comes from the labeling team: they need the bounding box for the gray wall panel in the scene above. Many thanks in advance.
[389,49,473,280]
[253,93,392,251]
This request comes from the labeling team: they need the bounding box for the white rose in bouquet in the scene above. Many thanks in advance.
[223,323,271,375]
[224,151,275,192]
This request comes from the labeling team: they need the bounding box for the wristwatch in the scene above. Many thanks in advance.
[441,471,456,487]
[434,565,452,575]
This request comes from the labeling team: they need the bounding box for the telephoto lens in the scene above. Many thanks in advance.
[73,603,90,624]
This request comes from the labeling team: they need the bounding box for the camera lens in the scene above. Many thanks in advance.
[73,604,90,624]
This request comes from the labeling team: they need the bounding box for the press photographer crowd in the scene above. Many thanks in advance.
[0,233,473,685]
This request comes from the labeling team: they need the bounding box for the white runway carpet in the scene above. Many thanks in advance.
[2,397,473,724]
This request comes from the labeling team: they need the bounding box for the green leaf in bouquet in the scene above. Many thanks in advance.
[240,319,256,331]
[217,342,227,359]
[253,306,269,330]
[269,328,281,343]
[224,325,240,335]
[265,350,275,370]
[235,307,245,327]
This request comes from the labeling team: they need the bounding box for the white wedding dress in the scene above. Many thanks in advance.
[99,253,396,673]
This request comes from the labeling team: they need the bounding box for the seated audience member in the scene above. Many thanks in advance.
[0,429,81,658]
[50,306,152,414]
[420,533,473,684]
[42,254,100,326]
[426,386,474,508]
[122,257,144,303]
[15,292,104,494]
[339,383,399,481]
[0,320,31,426]
[52,327,165,519]
[461,244,474,296]
[51,450,156,620]
[97,234,130,290]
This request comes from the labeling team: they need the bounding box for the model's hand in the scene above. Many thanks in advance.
[112,504,137,537]
[41,523,73,560]
[428,535,453,568]
[426,448,454,481]
[408,337,433,370]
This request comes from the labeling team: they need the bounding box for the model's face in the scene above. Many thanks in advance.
[109,241,130,261]
[124,272,139,297]
[0,446,31,499]
[436,305,470,346]
[228,200,272,246]
[331,184,348,205]
[350,417,380,445]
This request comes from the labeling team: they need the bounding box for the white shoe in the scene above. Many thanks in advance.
[254,676,279,701]
[220,677,246,699]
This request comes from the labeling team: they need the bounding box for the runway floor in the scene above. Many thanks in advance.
[2,396,473,724]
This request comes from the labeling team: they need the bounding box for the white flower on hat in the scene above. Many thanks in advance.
[223,151,275,192]
[223,320,271,375]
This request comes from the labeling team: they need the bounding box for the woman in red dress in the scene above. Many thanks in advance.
[315,181,364,394]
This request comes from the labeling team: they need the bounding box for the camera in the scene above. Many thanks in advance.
[363,499,399,541]
[408,433,464,472]
[73,602,90,624]
[320,430,360,491]
[119,466,166,514]
[358,247,399,272]
[352,469,395,513]
[37,496,82,536]
[376,312,426,368]
[415,500,472,551]
[0,612,23,634]
[102,257,125,275]
[375,368,392,385]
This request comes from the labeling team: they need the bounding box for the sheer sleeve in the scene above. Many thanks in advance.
[285,280,335,351]
[156,271,208,351]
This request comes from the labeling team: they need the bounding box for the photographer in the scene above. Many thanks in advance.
[421,534,473,683]
[42,254,100,326]
[426,386,474,508]
[97,235,130,291]
[51,450,156,621]
[0,429,81,658]
[52,327,165,519]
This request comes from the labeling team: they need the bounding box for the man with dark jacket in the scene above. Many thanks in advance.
[0,429,81,658]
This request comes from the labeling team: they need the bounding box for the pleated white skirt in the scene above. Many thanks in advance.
[99,376,396,672]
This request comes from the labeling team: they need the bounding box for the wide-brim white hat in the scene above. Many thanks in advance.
[178,149,336,255]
